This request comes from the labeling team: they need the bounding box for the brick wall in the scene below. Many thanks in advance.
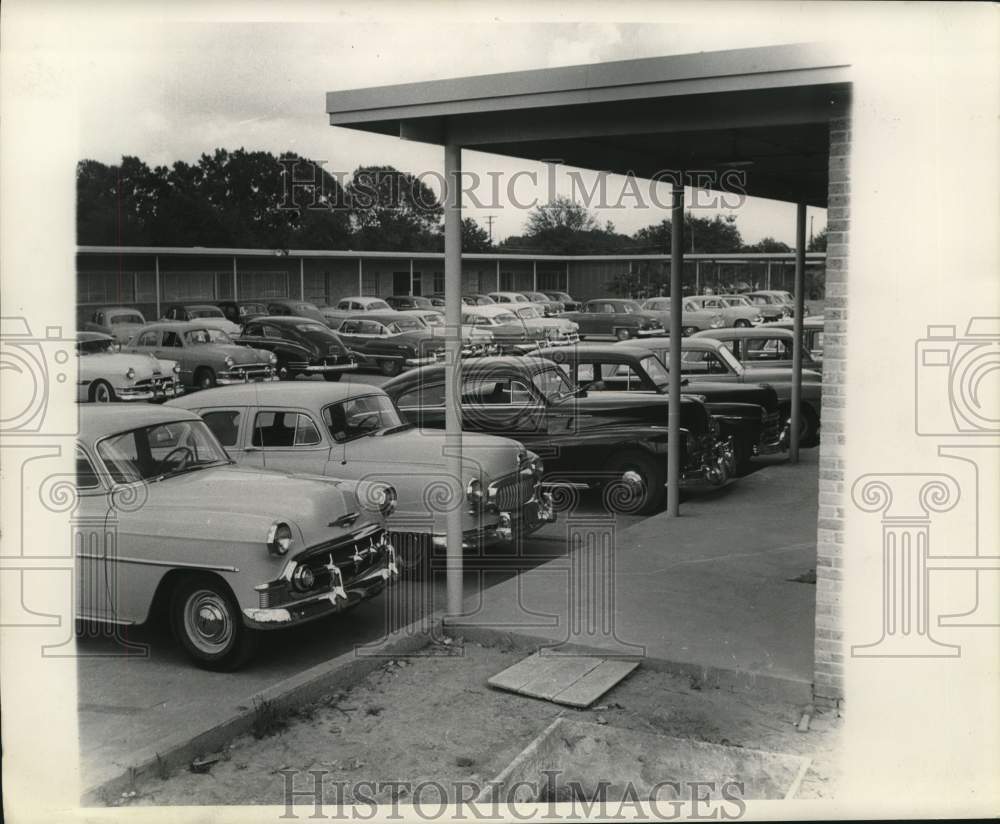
[813,115,850,705]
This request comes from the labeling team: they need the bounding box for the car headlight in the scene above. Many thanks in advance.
[711,318,725,328]
[266,522,294,556]
[172,363,181,374]
[268,352,278,364]
[225,355,235,368]
[531,457,544,481]
[291,565,316,592]
[466,477,483,504]
[125,367,136,380]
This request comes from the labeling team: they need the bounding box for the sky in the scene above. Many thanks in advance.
[71,12,829,246]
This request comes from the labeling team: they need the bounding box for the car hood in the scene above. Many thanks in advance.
[136,464,379,550]
[554,392,711,434]
[350,427,525,479]
[383,330,443,348]
[79,351,166,379]
[193,343,272,363]
[661,379,780,412]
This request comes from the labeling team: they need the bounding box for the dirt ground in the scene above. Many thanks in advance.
[114,636,840,807]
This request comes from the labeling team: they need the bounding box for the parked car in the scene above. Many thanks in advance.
[235,316,357,381]
[382,356,733,514]
[506,304,580,346]
[401,309,497,357]
[76,332,183,403]
[488,291,532,306]
[773,317,825,363]
[162,304,242,336]
[75,404,397,669]
[631,336,823,446]
[384,295,440,312]
[543,291,582,312]
[168,383,554,572]
[461,294,497,306]
[319,296,393,327]
[559,299,664,341]
[715,294,771,324]
[124,322,278,390]
[81,306,147,345]
[745,290,798,319]
[461,305,549,353]
[543,343,785,472]
[640,298,726,336]
[217,300,268,326]
[684,295,763,327]
[260,298,329,325]
[522,291,564,316]
[331,311,445,376]
[693,326,823,373]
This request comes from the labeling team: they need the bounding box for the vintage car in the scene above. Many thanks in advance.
[640,298,726,336]
[522,291,565,316]
[402,309,497,357]
[488,291,532,306]
[382,356,734,514]
[693,326,823,373]
[543,291,582,312]
[631,337,823,446]
[462,304,573,353]
[77,332,183,403]
[685,295,763,327]
[384,295,440,312]
[559,299,665,341]
[460,294,497,306]
[773,317,825,363]
[507,304,579,345]
[162,303,242,336]
[541,343,786,473]
[217,300,269,325]
[125,322,278,390]
[81,306,148,344]
[319,295,394,327]
[235,316,357,381]
[259,298,330,325]
[75,404,397,669]
[745,290,798,320]
[331,311,445,376]
[168,383,554,571]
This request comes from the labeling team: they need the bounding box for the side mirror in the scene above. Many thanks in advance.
[574,386,588,398]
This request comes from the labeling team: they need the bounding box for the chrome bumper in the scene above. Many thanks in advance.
[299,361,357,373]
[637,328,665,337]
[681,438,736,489]
[218,367,278,385]
[430,491,557,550]
[114,383,183,401]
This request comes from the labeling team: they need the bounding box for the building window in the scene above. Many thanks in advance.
[500,272,515,291]
[433,271,444,294]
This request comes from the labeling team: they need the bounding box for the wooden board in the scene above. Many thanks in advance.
[488,652,638,708]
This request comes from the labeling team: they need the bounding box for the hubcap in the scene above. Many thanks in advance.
[94,384,111,402]
[183,590,233,654]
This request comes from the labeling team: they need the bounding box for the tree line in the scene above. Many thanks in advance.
[78,150,827,255]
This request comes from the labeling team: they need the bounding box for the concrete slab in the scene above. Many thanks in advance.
[450,452,819,697]
[488,652,637,706]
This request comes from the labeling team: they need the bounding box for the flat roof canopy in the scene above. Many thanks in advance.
[327,43,851,208]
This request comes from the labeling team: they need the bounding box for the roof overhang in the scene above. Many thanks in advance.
[327,43,851,208]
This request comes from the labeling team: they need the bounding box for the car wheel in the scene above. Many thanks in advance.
[277,366,295,381]
[380,358,402,377]
[603,450,666,515]
[170,574,256,671]
[194,367,217,390]
[323,371,342,382]
[682,326,699,337]
[615,328,632,341]
[733,438,754,475]
[89,380,116,403]
[734,319,751,328]
[783,404,821,448]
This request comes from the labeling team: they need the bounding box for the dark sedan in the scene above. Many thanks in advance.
[217,300,268,326]
[235,316,357,381]
[332,311,445,377]
[559,299,664,341]
[540,343,786,473]
[262,298,330,325]
[543,291,582,312]
[382,356,734,514]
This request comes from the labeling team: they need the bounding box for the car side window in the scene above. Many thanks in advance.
[745,338,790,361]
[244,323,261,336]
[350,301,363,311]
[679,350,729,375]
[162,331,183,347]
[396,382,446,409]
[262,324,284,339]
[360,321,383,335]
[75,448,101,490]
[136,330,159,347]
[251,411,321,448]
[201,410,241,447]
[461,378,532,405]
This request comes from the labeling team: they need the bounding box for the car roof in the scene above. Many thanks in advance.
[92,306,143,314]
[245,315,329,327]
[338,311,424,324]
[555,342,654,359]
[587,298,634,304]
[139,321,222,331]
[169,380,388,409]
[463,304,515,316]
[625,336,720,351]
[697,327,794,340]
[337,295,388,303]
[395,355,557,382]
[79,403,202,439]
[77,331,113,342]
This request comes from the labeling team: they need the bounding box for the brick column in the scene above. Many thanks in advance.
[813,115,850,705]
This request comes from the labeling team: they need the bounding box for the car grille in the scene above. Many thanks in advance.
[257,527,387,609]
[489,473,535,511]
[762,410,781,441]
[133,375,174,391]
[228,364,274,380]
[387,530,433,569]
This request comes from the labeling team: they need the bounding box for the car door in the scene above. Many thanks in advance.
[231,407,329,475]
[393,380,446,428]
[459,374,547,440]
[74,446,112,622]
[129,327,161,356]
[679,349,740,384]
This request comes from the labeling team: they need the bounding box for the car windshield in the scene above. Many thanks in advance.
[322,395,403,442]
[293,321,330,334]
[366,300,391,311]
[620,302,642,314]
[642,299,668,310]
[97,419,229,483]
[386,318,423,333]
[184,328,233,345]
[515,306,541,319]
[493,311,519,323]
[532,367,574,402]
[421,313,444,327]
[78,337,115,354]
[189,307,226,319]
[723,297,751,307]
[641,355,669,382]
[111,313,143,325]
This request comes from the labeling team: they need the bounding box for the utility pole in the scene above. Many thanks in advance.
[484,215,496,244]
[809,214,815,244]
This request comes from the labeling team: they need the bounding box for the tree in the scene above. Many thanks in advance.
[743,236,791,253]
[807,228,828,252]
[632,214,743,253]
[460,218,492,252]
[346,165,442,251]
[525,196,600,234]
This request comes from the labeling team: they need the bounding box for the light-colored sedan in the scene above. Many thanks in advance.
[641,298,726,336]
[693,326,823,373]
[401,309,498,357]
[75,404,398,669]
[319,296,393,328]
[162,303,242,337]
[125,322,278,390]
[685,295,763,327]
[81,306,148,344]
[168,382,555,572]
[76,332,183,403]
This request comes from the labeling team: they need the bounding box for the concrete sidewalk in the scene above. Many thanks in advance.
[451,452,819,698]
